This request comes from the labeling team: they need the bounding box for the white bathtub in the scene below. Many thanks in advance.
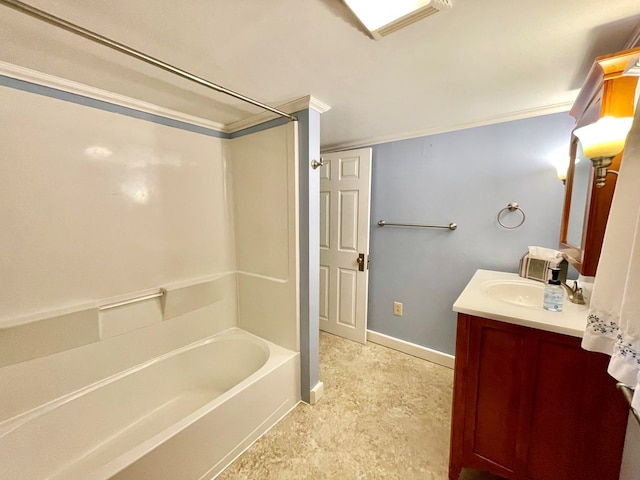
[0,328,300,480]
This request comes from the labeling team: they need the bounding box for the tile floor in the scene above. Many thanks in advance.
[217,332,502,480]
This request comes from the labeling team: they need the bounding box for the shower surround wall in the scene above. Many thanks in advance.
[0,69,305,479]
[0,83,242,367]
[0,72,301,352]
[230,123,300,351]
[0,84,234,327]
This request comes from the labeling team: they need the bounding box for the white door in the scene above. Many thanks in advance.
[319,148,372,344]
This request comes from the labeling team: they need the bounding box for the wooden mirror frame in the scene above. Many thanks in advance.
[559,47,640,277]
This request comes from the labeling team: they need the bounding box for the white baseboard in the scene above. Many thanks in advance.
[309,381,324,405]
[367,330,455,369]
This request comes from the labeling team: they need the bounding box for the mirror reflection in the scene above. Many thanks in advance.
[566,141,590,248]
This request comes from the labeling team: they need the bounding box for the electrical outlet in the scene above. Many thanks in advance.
[393,301,403,316]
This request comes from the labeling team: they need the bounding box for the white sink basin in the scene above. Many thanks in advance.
[481,280,551,308]
[454,270,589,338]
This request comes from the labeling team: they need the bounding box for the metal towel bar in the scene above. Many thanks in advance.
[99,289,166,311]
[377,220,457,230]
[617,382,640,427]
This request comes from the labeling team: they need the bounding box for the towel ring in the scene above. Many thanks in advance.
[497,202,526,229]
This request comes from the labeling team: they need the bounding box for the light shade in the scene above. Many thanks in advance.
[573,116,633,159]
[553,156,571,182]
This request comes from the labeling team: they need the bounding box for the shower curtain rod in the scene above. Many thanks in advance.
[0,0,297,122]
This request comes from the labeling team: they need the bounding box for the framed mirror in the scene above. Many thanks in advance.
[559,47,639,277]
[565,140,591,249]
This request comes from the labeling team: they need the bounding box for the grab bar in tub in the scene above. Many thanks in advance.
[99,289,166,311]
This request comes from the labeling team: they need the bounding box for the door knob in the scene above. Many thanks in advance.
[356,253,365,272]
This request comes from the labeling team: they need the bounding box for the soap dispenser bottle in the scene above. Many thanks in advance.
[543,267,564,312]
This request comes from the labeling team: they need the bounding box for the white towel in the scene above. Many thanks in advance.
[527,246,565,262]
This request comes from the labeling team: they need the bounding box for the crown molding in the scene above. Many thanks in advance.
[0,62,332,135]
[307,95,332,114]
[1,60,569,152]
[321,100,575,152]
[0,61,228,133]
[226,95,331,133]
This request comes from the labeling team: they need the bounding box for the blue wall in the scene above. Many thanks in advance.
[367,112,576,355]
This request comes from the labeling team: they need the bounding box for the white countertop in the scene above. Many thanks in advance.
[453,269,590,338]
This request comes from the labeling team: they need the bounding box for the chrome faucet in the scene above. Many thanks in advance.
[562,280,585,305]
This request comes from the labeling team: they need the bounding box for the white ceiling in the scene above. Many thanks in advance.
[1,0,639,150]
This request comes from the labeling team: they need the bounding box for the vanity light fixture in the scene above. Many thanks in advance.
[343,0,452,39]
[554,156,581,185]
[553,156,571,185]
[572,116,633,188]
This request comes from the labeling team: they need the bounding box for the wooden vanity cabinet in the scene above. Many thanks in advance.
[449,314,628,480]
[560,47,640,276]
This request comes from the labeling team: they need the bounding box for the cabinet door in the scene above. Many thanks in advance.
[525,335,589,479]
[460,316,530,477]
[525,331,627,480]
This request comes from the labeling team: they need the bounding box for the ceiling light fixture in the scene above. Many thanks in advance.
[343,0,452,40]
